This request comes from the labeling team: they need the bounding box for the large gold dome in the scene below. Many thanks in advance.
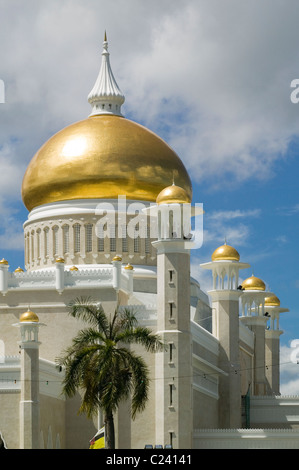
[22,115,192,211]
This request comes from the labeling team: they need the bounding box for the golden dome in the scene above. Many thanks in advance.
[211,244,240,262]
[55,257,65,263]
[20,309,39,323]
[242,275,266,291]
[14,267,24,273]
[156,183,191,205]
[112,256,122,262]
[124,263,134,270]
[0,258,8,265]
[22,115,192,211]
[69,266,78,271]
[265,295,280,306]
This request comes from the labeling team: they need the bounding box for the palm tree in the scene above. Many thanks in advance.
[57,297,164,449]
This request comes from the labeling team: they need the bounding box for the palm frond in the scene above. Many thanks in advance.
[68,296,110,336]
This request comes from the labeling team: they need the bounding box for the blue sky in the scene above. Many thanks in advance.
[0,0,299,393]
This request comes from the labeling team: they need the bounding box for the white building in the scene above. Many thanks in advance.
[0,36,298,450]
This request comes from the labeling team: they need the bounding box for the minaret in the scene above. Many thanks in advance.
[14,309,43,449]
[200,243,250,428]
[151,183,193,449]
[88,32,125,116]
[264,295,288,395]
[240,275,274,395]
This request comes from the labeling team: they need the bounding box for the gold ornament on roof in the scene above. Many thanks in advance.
[241,275,266,291]
[156,183,191,205]
[20,309,39,323]
[69,266,78,271]
[211,243,240,262]
[265,295,280,306]
[112,256,122,262]
[14,267,24,273]
[124,263,134,270]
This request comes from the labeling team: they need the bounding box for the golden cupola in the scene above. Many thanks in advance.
[241,275,266,291]
[265,295,280,306]
[21,35,192,212]
[211,243,240,262]
[156,183,191,205]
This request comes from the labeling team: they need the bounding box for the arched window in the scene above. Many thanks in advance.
[110,225,116,252]
[74,224,81,253]
[134,223,139,253]
[53,226,59,256]
[97,223,104,252]
[44,227,49,257]
[121,225,128,252]
[36,229,41,258]
[31,231,35,262]
[145,224,150,254]
[62,225,69,254]
[85,224,93,253]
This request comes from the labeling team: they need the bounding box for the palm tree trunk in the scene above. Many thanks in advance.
[105,411,115,449]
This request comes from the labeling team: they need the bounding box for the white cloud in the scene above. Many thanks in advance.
[1,0,299,192]
[206,209,261,221]
[280,344,299,395]
[200,207,261,250]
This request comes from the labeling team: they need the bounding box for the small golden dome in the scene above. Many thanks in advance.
[14,267,24,273]
[265,295,280,306]
[20,309,39,323]
[56,257,65,263]
[242,275,266,291]
[156,183,191,205]
[0,258,8,265]
[124,263,134,270]
[22,115,192,211]
[211,244,240,262]
[69,266,78,271]
[112,256,122,262]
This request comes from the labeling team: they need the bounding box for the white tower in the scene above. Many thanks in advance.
[14,309,43,449]
[152,183,193,449]
[200,243,250,428]
[264,295,289,395]
[240,275,273,395]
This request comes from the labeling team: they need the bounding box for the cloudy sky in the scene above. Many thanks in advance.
[0,0,299,393]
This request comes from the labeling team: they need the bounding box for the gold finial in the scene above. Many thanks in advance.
[14,267,24,273]
[104,30,107,42]
[69,266,78,271]
[124,263,134,270]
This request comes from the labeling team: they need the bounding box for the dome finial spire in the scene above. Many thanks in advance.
[88,33,125,116]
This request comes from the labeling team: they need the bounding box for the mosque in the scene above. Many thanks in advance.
[0,35,299,450]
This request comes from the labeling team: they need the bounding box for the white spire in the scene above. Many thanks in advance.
[88,32,125,116]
